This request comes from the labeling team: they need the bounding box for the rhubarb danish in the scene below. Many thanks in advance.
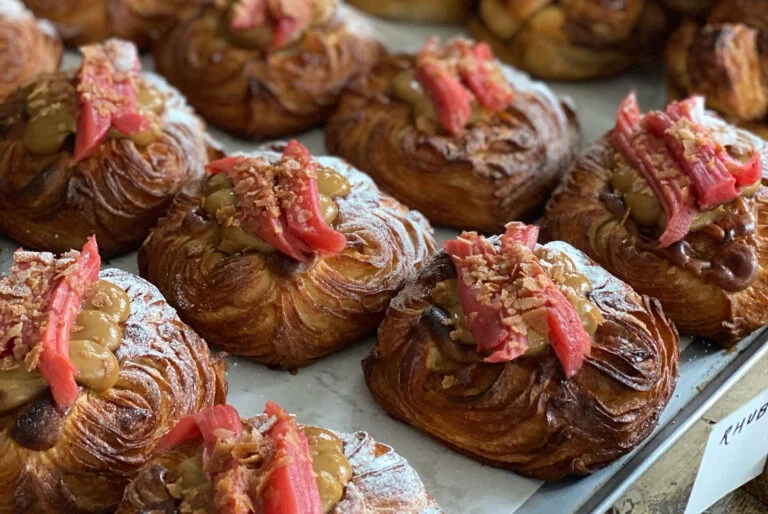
[117,403,442,514]
[666,0,768,138]
[153,0,381,139]
[326,38,578,233]
[0,0,62,102]
[468,0,675,80]
[138,140,436,369]
[0,39,208,257]
[346,0,469,23]
[22,0,203,47]
[363,223,678,480]
[0,237,227,513]
[542,93,768,344]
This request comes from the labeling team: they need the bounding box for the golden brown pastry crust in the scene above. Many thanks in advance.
[0,72,208,258]
[116,416,442,513]
[363,241,678,480]
[22,0,206,47]
[666,0,768,138]
[153,4,381,140]
[469,0,675,80]
[540,135,768,344]
[138,147,437,369]
[0,1,62,102]
[325,53,578,233]
[346,0,469,23]
[0,269,228,514]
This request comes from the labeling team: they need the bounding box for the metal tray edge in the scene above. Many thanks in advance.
[581,329,768,513]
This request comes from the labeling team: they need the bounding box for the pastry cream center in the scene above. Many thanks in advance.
[203,166,351,255]
[0,279,131,413]
[428,249,602,369]
[21,75,164,156]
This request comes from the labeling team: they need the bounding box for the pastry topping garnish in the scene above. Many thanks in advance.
[158,402,324,514]
[157,404,251,512]
[205,140,348,262]
[0,237,101,410]
[414,38,514,135]
[74,39,151,161]
[611,92,762,246]
[444,223,592,378]
[262,401,323,514]
[230,0,313,49]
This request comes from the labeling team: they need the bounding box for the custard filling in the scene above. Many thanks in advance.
[0,279,131,413]
[21,40,166,157]
[21,74,164,156]
[390,38,513,136]
[167,426,352,514]
[161,403,352,514]
[203,144,351,258]
[610,154,759,232]
[428,248,602,374]
[223,0,337,51]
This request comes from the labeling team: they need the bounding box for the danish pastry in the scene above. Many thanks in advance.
[116,403,442,514]
[0,39,208,257]
[0,237,227,513]
[326,38,578,233]
[0,0,62,102]
[363,223,678,480]
[468,0,675,80]
[542,93,768,344]
[138,140,436,369]
[153,0,381,139]
[22,0,202,47]
[666,0,768,138]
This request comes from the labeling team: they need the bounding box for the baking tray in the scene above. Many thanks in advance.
[4,9,767,514]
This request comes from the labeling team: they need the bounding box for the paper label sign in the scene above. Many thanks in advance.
[685,387,768,514]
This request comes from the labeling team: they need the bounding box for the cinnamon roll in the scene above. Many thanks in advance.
[0,38,209,258]
[326,38,578,233]
[468,0,676,80]
[542,93,768,344]
[666,0,768,138]
[138,140,436,369]
[363,223,678,480]
[116,403,442,514]
[0,0,61,102]
[153,0,381,139]
[346,0,469,23]
[0,237,227,513]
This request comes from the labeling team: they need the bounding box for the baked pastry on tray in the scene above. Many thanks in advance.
[138,140,436,369]
[0,237,227,513]
[363,222,678,480]
[153,0,381,140]
[541,93,768,344]
[666,0,768,139]
[0,38,209,258]
[326,38,578,233]
[346,0,468,23]
[468,0,675,80]
[117,403,442,513]
[21,0,201,47]
[0,0,62,102]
